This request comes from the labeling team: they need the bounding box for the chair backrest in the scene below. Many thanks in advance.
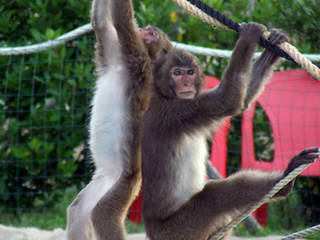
[242,70,320,176]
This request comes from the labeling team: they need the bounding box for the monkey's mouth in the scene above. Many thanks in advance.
[178,91,196,99]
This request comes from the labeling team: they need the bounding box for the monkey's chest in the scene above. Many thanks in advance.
[173,134,207,206]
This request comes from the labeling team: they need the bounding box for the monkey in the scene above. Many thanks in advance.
[66,0,172,239]
[141,22,320,240]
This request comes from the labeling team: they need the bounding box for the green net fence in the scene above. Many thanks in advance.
[0,34,95,214]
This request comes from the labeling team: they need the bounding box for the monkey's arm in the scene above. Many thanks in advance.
[91,0,121,69]
[111,0,152,116]
[187,23,264,123]
[112,0,144,54]
[243,29,289,110]
[159,24,265,131]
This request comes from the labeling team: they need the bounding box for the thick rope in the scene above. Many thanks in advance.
[172,0,320,80]
[172,42,320,61]
[0,24,93,56]
[173,0,230,30]
[281,224,320,240]
[209,163,315,240]
[1,24,320,62]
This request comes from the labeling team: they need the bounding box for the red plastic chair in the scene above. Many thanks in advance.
[204,76,231,178]
[129,76,230,223]
[242,69,320,225]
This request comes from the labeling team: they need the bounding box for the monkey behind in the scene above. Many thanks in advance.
[66,0,173,239]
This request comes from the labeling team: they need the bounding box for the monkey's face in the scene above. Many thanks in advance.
[139,26,159,44]
[170,66,197,99]
[139,26,173,60]
[153,49,204,99]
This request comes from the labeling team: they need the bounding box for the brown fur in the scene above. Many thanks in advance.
[66,0,172,239]
[141,23,317,240]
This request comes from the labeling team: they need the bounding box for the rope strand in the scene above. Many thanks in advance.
[281,224,320,240]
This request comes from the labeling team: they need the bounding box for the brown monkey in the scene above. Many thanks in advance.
[66,0,172,239]
[141,23,320,240]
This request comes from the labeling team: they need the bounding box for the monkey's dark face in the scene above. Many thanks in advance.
[170,66,197,99]
[138,26,173,60]
[153,49,204,99]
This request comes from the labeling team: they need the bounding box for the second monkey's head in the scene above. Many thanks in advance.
[152,49,205,99]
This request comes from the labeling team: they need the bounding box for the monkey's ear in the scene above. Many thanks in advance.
[196,72,206,96]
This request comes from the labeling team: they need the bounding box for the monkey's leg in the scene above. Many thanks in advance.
[147,170,283,240]
[91,170,142,240]
[66,174,119,240]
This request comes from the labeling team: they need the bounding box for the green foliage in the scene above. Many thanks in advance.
[1,0,320,233]
[253,104,274,162]
[268,191,305,230]
[0,39,95,211]
[0,0,90,43]
[0,0,95,212]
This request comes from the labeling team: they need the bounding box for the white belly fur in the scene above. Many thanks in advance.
[89,63,129,179]
[173,134,207,209]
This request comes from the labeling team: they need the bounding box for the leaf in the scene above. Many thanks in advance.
[30,28,44,42]
[11,146,31,159]
[58,160,78,178]
[28,138,41,153]
[45,28,56,40]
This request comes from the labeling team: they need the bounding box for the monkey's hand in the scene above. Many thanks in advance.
[239,22,266,43]
[268,28,290,46]
[283,147,320,177]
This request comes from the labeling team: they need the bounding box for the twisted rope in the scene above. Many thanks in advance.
[208,163,315,240]
[281,224,320,240]
[1,24,320,63]
[172,0,320,80]
[0,24,93,56]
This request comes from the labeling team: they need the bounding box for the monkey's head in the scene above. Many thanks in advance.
[139,26,173,60]
[152,49,205,99]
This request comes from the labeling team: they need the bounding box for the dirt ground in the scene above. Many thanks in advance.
[0,224,305,240]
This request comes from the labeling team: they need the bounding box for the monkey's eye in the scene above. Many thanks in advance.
[160,49,168,57]
[187,70,194,75]
[173,69,182,76]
